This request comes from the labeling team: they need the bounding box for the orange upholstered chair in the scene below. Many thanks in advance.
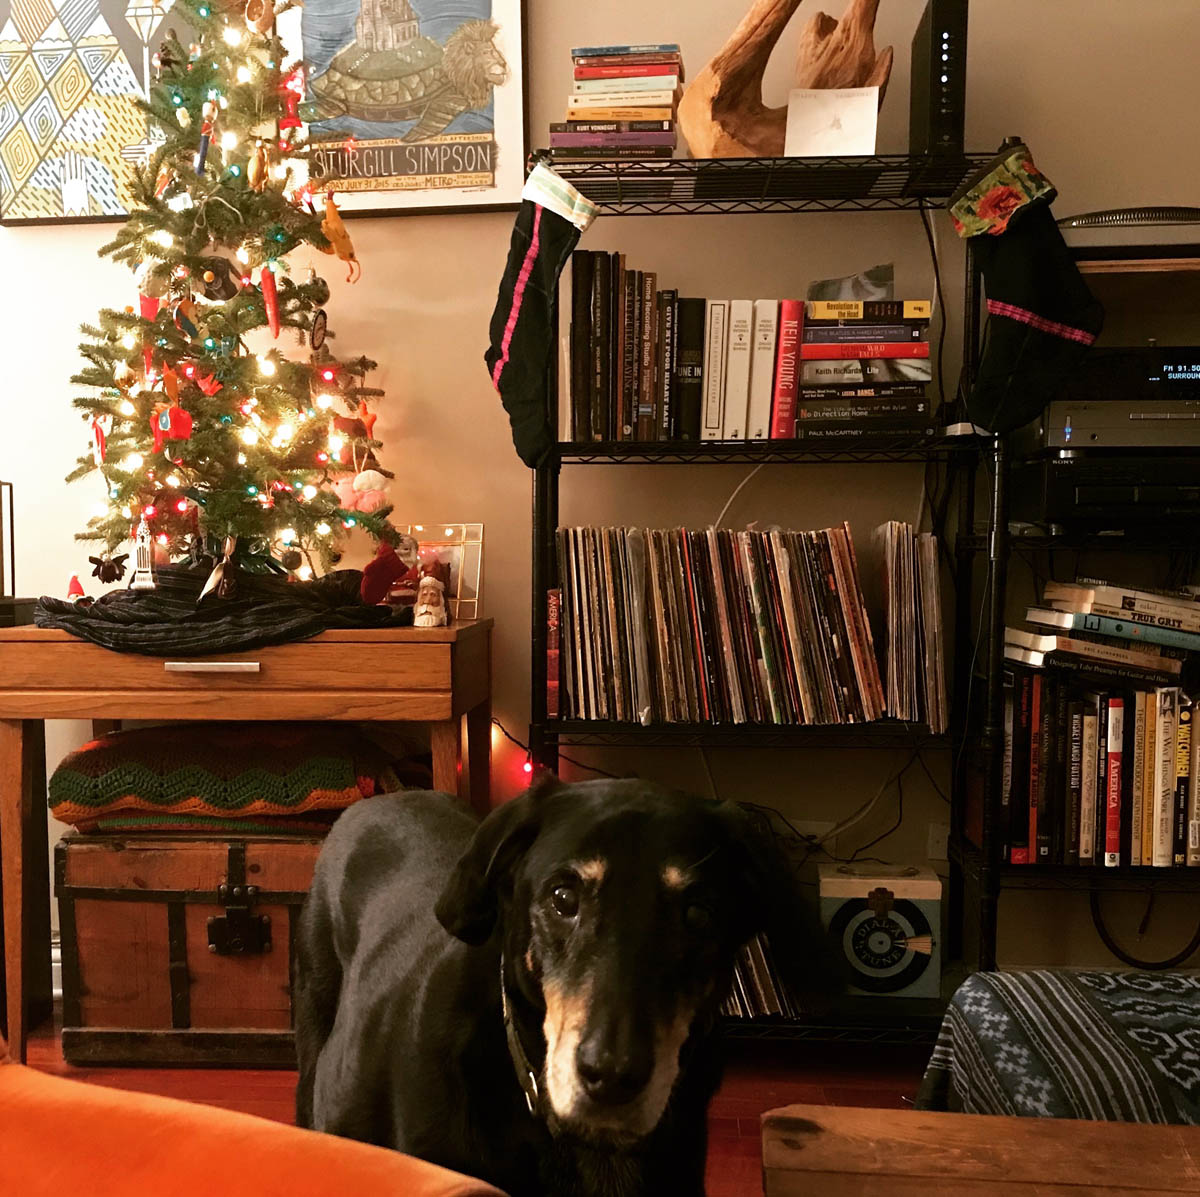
[0,1055,507,1197]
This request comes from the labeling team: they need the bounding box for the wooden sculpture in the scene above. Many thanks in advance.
[678,0,893,158]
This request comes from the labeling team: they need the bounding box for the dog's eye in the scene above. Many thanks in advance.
[684,903,712,932]
[550,883,580,918]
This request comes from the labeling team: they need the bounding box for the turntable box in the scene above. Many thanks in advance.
[818,864,942,999]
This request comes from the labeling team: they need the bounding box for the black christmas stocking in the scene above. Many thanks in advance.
[949,142,1104,434]
[486,162,597,466]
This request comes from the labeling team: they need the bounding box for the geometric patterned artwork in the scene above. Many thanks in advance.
[0,0,173,221]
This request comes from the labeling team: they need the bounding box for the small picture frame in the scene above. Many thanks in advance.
[399,522,483,619]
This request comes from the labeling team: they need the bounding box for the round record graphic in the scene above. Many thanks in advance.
[827,898,933,993]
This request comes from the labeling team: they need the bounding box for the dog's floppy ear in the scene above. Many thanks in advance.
[714,801,844,1013]
[435,773,559,945]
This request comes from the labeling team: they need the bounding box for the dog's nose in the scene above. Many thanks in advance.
[575,1039,652,1106]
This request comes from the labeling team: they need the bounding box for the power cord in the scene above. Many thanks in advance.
[491,717,619,779]
[1089,890,1200,970]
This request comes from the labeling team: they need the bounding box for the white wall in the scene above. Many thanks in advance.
[3,0,1199,965]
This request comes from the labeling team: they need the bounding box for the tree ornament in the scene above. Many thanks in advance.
[307,271,331,307]
[90,414,112,465]
[154,164,174,198]
[260,262,280,337]
[89,553,129,583]
[281,548,302,571]
[67,575,91,604]
[197,254,241,302]
[198,535,238,602]
[279,69,304,129]
[130,516,157,590]
[245,0,272,34]
[247,140,268,192]
[310,308,327,350]
[177,105,192,129]
[196,99,218,173]
[172,297,200,338]
[355,399,377,437]
[152,401,193,453]
[319,192,360,282]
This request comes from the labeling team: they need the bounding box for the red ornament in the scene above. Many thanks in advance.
[279,69,303,129]
[138,293,162,380]
[195,370,222,396]
[152,403,193,453]
[67,575,86,600]
[91,415,111,465]
[260,263,280,338]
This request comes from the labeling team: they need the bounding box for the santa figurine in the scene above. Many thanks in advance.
[413,573,449,627]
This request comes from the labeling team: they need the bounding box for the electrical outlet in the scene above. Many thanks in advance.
[927,822,950,861]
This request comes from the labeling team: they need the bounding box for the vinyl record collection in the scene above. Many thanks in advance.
[1002,577,1200,868]
[722,933,801,1020]
[548,521,947,731]
[566,251,935,444]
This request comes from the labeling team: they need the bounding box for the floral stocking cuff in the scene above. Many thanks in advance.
[949,142,1057,238]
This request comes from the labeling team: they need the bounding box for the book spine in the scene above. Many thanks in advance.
[574,62,681,79]
[1047,585,1200,635]
[1009,650,1178,688]
[567,89,678,107]
[1189,709,1200,866]
[551,120,675,132]
[798,383,929,400]
[550,145,675,160]
[569,251,594,442]
[701,299,730,440]
[674,298,705,439]
[1130,692,1146,867]
[722,300,753,439]
[590,254,609,442]
[1104,697,1124,866]
[1036,675,1055,862]
[620,266,636,440]
[796,400,929,420]
[1079,708,1098,863]
[806,299,932,320]
[798,341,931,360]
[609,253,623,440]
[1007,631,1179,674]
[660,291,678,440]
[770,300,803,438]
[1066,700,1083,867]
[565,107,679,122]
[799,359,933,385]
[1153,688,1179,867]
[1094,692,1109,863]
[550,131,678,147]
[747,300,778,439]
[570,42,682,57]
[546,588,561,718]
[1142,693,1158,868]
[637,272,657,439]
[802,322,929,343]
[572,75,680,93]
[1002,669,1015,861]
[793,425,933,440]
[1174,704,1192,867]
[1027,674,1043,863]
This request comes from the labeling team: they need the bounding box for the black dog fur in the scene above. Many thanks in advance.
[294,777,834,1196]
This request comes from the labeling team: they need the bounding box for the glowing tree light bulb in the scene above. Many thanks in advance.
[315,393,334,410]
[280,527,296,544]
[166,473,182,487]
[175,498,189,513]
[143,503,157,517]
[328,434,345,454]
[124,452,144,470]
[276,423,294,442]
[121,506,133,519]
[222,25,243,45]
[235,245,250,265]
[296,564,313,581]
[302,484,318,500]
[237,453,247,464]
[241,427,259,445]
[316,521,331,536]
[91,502,109,518]
[236,65,252,84]
[220,130,239,151]
[118,399,136,416]
[120,333,137,350]
[257,355,277,377]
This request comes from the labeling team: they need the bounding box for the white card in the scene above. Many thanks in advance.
[783,87,879,157]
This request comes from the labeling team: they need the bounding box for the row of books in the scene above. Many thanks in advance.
[722,933,802,1020]
[1001,576,1200,868]
[547,521,947,731]
[566,250,935,444]
[550,42,683,163]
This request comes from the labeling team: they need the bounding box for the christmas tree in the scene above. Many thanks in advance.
[70,0,394,590]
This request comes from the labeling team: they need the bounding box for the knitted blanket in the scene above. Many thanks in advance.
[916,970,1200,1124]
[49,723,402,825]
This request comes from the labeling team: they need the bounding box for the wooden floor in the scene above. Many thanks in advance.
[26,1024,928,1196]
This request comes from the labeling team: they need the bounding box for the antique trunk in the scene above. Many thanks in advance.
[56,831,323,1067]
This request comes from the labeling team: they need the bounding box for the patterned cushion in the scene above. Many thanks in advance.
[916,969,1200,1124]
[49,723,403,827]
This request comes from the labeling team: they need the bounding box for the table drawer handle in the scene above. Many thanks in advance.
[164,661,261,674]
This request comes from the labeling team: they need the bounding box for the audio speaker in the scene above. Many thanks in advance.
[909,0,968,157]
[818,864,942,999]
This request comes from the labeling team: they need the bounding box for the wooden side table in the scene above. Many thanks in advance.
[0,620,492,1063]
[762,1104,1200,1194]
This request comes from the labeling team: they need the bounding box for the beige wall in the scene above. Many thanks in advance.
[2,0,1199,967]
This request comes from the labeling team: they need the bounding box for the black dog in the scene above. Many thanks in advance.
[295,776,832,1196]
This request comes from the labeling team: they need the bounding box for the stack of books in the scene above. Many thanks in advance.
[550,42,682,164]
[549,520,946,730]
[1001,577,1200,869]
[565,252,936,443]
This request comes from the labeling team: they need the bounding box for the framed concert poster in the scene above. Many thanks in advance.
[289,0,526,215]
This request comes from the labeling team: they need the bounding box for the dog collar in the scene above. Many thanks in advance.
[499,955,541,1115]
